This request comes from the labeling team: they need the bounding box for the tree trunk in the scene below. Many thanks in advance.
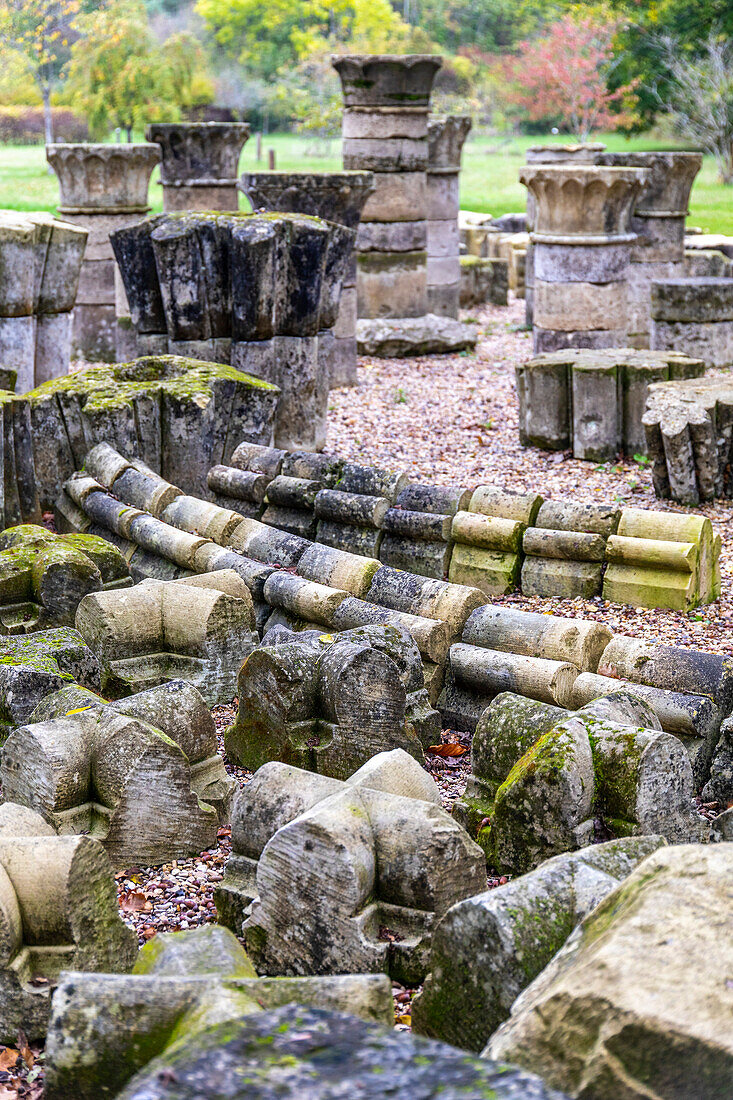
[42,84,53,146]
[126,125,133,142]
[717,141,733,185]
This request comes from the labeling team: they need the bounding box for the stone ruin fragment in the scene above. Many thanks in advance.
[43,924,563,1100]
[2,678,233,866]
[111,211,354,451]
[75,569,258,703]
[146,122,251,212]
[239,169,375,387]
[0,523,130,632]
[225,621,440,775]
[453,689,703,872]
[215,748,486,983]
[46,142,161,361]
[0,805,137,1043]
[412,835,666,1051]
[0,210,86,391]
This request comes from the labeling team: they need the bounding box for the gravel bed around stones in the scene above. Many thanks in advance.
[8,299,726,1078]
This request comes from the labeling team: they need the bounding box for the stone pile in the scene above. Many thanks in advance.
[521,500,620,600]
[46,143,160,361]
[2,678,233,865]
[43,925,560,1100]
[0,820,137,1042]
[333,54,477,357]
[426,115,471,317]
[146,122,250,211]
[516,347,705,460]
[111,214,353,450]
[453,689,700,872]
[519,164,649,353]
[412,835,666,1051]
[225,621,440,775]
[239,170,375,387]
[75,569,257,703]
[0,210,87,389]
[485,844,733,1100]
[216,748,486,982]
[0,523,130,632]
[643,374,733,503]
[447,486,542,596]
[651,276,733,367]
[27,354,278,508]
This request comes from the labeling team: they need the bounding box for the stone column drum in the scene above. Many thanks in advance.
[238,170,375,386]
[597,152,702,347]
[46,143,161,362]
[520,164,649,353]
[146,123,251,212]
[426,115,471,318]
[524,143,606,326]
[333,54,441,323]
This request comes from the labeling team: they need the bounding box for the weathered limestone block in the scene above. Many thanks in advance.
[366,564,484,641]
[426,116,471,317]
[643,373,733,503]
[0,211,87,387]
[380,481,470,579]
[597,633,733,784]
[356,313,477,356]
[216,747,485,983]
[412,835,666,1051]
[0,523,130,632]
[603,506,720,611]
[2,678,233,864]
[0,833,137,1043]
[516,347,704,459]
[239,170,375,386]
[43,921,396,1100]
[651,277,733,367]
[146,122,250,211]
[521,499,619,599]
[46,143,160,361]
[47,992,563,1100]
[75,570,257,703]
[459,256,509,308]
[0,627,100,739]
[485,844,733,1100]
[520,165,649,352]
[27,355,278,507]
[224,622,440,777]
[112,212,351,450]
[312,458,407,558]
[454,690,698,873]
[449,486,542,596]
[704,713,733,803]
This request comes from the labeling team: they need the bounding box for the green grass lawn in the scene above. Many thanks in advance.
[1,130,730,233]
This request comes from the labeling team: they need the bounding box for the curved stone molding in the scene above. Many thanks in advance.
[519,164,649,243]
[145,122,251,185]
[46,143,160,214]
[597,151,702,220]
[331,54,443,108]
[427,115,472,171]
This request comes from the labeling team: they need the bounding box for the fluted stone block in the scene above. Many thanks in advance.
[520,164,649,351]
[46,142,160,362]
[146,122,250,212]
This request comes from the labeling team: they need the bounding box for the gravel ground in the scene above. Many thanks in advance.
[3,296,730,1090]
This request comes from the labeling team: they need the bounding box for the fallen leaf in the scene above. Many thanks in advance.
[120,890,149,912]
[0,1049,18,1071]
[427,743,466,757]
[395,1014,411,1026]
[17,1030,33,1069]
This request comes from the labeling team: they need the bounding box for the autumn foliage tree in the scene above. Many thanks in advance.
[506,13,639,140]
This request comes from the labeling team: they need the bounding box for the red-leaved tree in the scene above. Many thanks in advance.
[506,15,639,140]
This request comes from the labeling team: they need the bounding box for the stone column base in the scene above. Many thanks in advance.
[331,336,358,387]
[533,327,627,354]
[35,313,73,386]
[72,304,117,362]
[427,283,460,319]
[356,314,477,358]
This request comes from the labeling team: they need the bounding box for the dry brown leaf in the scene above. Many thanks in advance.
[427,743,467,757]
[120,890,149,912]
[0,1049,18,1071]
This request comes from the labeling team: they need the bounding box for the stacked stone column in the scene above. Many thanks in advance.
[238,171,374,386]
[46,143,160,362]
[524,144,606,326]
[519,165,649,353]
[426,115,471,318]
[146,123,250,212]
[596,152,702,347]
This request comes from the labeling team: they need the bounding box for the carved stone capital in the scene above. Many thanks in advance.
[332,54,442,108]
[519,165,649,243]
[597,152,702,218]
[239,171,375,229]
[46,143,160,214]
[145,123,251,185]
[427,115,472,171]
